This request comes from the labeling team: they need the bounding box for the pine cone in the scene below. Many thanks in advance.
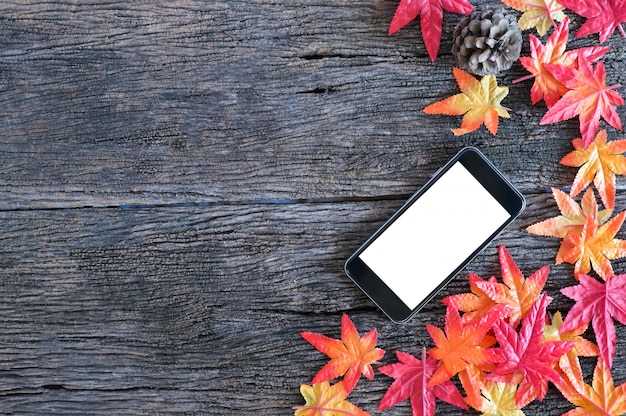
[452,7,522,76]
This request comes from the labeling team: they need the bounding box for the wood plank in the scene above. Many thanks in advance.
[0,1,625,209]
[1,0,626,414]
[0,199,623,413]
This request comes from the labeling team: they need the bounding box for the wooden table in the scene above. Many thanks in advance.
[0,1,624,414]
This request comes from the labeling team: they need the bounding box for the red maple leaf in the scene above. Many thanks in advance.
[427,306,504,386]
[540,55,623,148]
[472,245,549,326]
[516,17,609,108]
[300,314,385,393]
[378,348,468,416]
[559,0,626,43]
[488,294,575,406]
[388,0,473,61]
[559,273,626,369]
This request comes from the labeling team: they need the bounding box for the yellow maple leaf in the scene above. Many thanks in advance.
[543,311,599,392]
[556,358,626,415]
[500,0,566,36]
[294,382,370,416]
[556,210,626,280]
[480,380,527,416]
[526,188,612,239]
[560,130,626,210]
[424,67,510,136]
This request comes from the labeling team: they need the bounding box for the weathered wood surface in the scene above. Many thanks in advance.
[0,0,624,414]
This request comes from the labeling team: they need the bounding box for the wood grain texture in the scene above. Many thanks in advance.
[0,0,624,209]
[0,0,625,414]
[0,199,624,414]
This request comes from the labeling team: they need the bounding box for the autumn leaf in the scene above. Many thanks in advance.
[499,0,566,36]
[300,314,385,393]
[488,294,575,406]
[556,358,626,416]
[516,17,609,108]
[472,246,549,326]
[424,67,510,136]
[560,273,626,369]
[479,380,527,416]
[426,305,505,386]
[540,55,623,148]
[543,311,599,391]
[444,273,499,324]
[527,188,612,239]
[560,130,626,210]
[378,348,468,416]
[556,210,626,280]
[388,0,473,61]
[559,0,626,43]
[458,365,489,411]
[294,381,370,416]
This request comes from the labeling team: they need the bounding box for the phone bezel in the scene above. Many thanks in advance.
[344,147,525,323]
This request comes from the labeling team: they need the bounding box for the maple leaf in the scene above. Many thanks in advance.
[540,55,623,148]
[443,273,499,324]
[560,130,626,210]
[424,67,510,136]
[556,358,626,416]
[479,380,527,416]
[300,314,385,393]
[556,210,626,280]
[488,294,575,406]
[472,246,549,326]
[560,273,626,369]
[500,0,566,36]
[559,0,626,43]
[388,0,473,61]
[516,17,609,108]
[378,348,468,416]
[458,365,489,411]
[543,311,599,391]
[426,306,504,386]
[527,188,612,239]
[294,381,370,416]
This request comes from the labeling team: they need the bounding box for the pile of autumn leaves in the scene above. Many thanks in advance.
[295,246,625,415]
[294,2,626,415]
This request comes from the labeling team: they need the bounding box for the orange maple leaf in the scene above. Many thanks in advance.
[423,67,509,136]
[556,358,626,416]
[472,246,549,326]
[556,210,626,280]
[300,314,385,394]
[294,381,371,416]
[443,273,499,324]
[526,187,612,238]
[541,55,623,148]
[560,129,626,210]
[543,311,599,392]
[500,0,566,36]
[457,364,496,411]
[426,306,504,387]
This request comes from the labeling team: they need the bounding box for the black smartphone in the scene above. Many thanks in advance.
[344,147,525,323]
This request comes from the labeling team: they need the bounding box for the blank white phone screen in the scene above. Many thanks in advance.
[359,162,511,310]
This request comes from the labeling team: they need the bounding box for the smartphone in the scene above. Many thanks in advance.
[344,147,525,323]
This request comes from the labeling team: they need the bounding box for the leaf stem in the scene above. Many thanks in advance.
[513,74,536,84]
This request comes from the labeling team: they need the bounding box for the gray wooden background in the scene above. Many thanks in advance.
[0,0,624,414]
